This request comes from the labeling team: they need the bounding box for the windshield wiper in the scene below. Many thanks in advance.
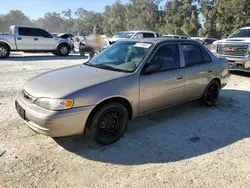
[94,64,132,73]
[84,62,132,73]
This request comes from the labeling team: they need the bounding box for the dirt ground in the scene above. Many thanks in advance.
[1,52,250,188]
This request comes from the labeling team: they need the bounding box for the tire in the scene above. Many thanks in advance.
[0,44,10,59]
[52,51,58,56]
[199,80,220,107]
[88,102,129,145]
[57,44,70,56]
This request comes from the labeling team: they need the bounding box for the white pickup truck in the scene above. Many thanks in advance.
[211,27,250,72]
[0,25,71,58]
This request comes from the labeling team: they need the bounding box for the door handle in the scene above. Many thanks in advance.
[34,38,38,41]
[176,76,183,80]
[208,70,212,73]
[17,37,22,40]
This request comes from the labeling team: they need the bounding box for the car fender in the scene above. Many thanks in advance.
[0,38,12,50]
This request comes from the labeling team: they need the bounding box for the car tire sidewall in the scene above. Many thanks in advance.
[0,44,10,59]
[200,80,220,107]
[91,103,129,145]
[57,44,70,56]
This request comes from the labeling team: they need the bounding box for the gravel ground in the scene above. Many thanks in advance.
[1,53,250,188]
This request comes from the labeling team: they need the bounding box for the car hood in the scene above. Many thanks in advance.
[215,38,250,44]
[23,65,127,98]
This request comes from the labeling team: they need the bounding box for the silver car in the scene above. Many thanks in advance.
[15,38,230,144]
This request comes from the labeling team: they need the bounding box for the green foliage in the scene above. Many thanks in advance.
[1,0,250,38]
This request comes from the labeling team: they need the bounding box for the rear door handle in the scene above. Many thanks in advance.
[17,37,22,40]
[176,76,183,80]
[34,38,38,41]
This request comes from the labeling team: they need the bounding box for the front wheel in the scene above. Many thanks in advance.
[0,44,10,59]
[57,44,70,56]
[199,80,220,106]
[88,103,129,145]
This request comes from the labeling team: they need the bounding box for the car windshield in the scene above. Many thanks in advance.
[112,32,135,39]
[229,29,250,38]
[86,41,153,72]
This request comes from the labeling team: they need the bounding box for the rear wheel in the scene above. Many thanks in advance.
[88,103,129,145]
[199,80,220,106]
[57,44,70,56]
[0,44,10,59]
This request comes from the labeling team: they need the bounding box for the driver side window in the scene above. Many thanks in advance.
[146,44,180,72]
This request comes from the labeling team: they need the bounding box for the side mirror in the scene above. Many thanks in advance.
[142,63,162,75]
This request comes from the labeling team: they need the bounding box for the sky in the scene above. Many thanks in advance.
[0,0,167,20]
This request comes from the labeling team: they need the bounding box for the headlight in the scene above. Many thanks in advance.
[35,98,74,110]
[210,44,217,52]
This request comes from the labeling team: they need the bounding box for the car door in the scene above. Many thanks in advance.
[33,28,56,51]
[139,43,186,114]
[16,27,35,51]
[180,43,213,101]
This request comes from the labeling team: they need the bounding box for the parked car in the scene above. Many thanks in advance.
[162,35,191,40]
[0,25,71,58]
[211,27,250,72]
[106,30,159,45]
[191,37,217,50]
[15,38,230,145]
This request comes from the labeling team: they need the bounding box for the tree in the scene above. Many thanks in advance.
[62,9,75,33]
[102,0,127,36]
[0,10,32,32]
[74,8,103,35]
[161,0,200,36]
[126,0,160,30]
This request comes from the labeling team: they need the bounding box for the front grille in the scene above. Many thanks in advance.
[217,44,248,57]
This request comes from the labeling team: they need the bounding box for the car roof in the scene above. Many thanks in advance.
[116,38,199,44]
[117,30,156,33]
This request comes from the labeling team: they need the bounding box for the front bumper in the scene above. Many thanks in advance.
[217,55,250,72]
[15,92,94,137]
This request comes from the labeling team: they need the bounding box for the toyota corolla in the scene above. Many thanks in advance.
[15,38,230,144]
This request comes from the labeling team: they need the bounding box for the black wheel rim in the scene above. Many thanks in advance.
[206,85,218,104]
[98,109,124,141]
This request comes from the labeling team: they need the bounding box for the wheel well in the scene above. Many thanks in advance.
[213,78,221,88]
[58,43,70,48]
[0,42,10,50]
[85,97,133,129]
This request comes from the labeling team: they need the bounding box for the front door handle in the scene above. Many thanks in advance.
[17,37,22,40]
[34,38,38,41]
[176,76,183,80]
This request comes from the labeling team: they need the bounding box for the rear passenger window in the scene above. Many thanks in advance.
[181,44,203,67]
[202,49,211,63]
[143,33,155,38]
[181,44,211,67]
[33,29,52,38]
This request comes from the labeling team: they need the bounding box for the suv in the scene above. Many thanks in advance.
[211,27,250,72]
